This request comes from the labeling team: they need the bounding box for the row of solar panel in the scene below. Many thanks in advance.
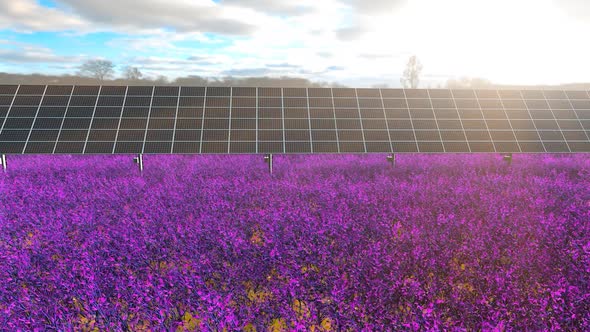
[1,85,590,99]
[3,97,590,109]
[2,121,589,133]
[3,128,587,140]
[2,140,589,154]
[3,111,589,122]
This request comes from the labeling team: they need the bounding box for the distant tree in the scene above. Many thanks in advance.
[154,75,169,85]
[123,66,143,81]
[78,60,115,82]
[400,55,423,89]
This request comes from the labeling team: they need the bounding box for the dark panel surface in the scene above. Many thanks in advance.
[1,86,588,154]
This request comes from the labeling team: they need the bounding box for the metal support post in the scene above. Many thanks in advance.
[0,154,6,172]
[264,154,273,174]
[502,153,513,165]
[386,153,395,167]
[133,154,144,173]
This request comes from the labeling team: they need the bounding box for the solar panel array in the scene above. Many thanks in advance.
[0,85,589,154]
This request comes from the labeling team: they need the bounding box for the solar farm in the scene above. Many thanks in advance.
[1,86,589,330]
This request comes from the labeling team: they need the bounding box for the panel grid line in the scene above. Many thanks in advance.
[112,86,129,153]
[473,89,497,153]
[170,87,182,153]
[496,90,522,153]
[426,89,446,152]
[559,89,590,145]
[448,89,471,152]
[543,90,571,152]
[82,85,103,154]
[140,86,156,154]
[402,89,420,152]
[519,90,547,153]
[306,88,314,153]
[378,89,393,153]
[0,84,21,136]
[227,87,233,153]
[331,88,341,153]
[256,87,258,154]
[199,87,208,154]
[3,86,590,155]
[22,85,49,153]
[354,88,367,153]
[53,85,75,154]
[281,88,286,153]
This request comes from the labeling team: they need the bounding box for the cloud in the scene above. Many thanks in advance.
[266,63,301,69]
[0,0,86,32]
[222,68,274,77]
[336,25,365,41]
[335,0,406,40]
[0,0,260,36]
[554,0,590,21]
[0,41,82,63]
[222,0,315,16]
[342,0,407,14]
[54,0,256,35]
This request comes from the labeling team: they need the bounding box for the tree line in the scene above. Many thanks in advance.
[1,58,588,90]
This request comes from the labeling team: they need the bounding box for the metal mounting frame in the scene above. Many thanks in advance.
[387,153,395,167]
[0,154,6,172]
[133,154,144,173]
[264,154,273,174]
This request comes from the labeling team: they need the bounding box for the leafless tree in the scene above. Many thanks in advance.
[78,60,115,82]
[400,55,423,88]
[123,66,143,81]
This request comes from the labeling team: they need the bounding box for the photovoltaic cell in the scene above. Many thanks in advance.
[0,85,589,154]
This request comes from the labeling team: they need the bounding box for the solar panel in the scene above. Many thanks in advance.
[1,85,589,154]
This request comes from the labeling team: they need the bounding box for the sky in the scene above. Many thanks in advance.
[0,0,589,87]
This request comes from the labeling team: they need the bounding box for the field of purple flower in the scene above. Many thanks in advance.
[0,154,589,331]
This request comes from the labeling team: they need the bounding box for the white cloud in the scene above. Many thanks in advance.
[0,0,86,32]
[54,0,256,35]
[1,0,590,85]
[0,41,83,63]
[554,0,590,21]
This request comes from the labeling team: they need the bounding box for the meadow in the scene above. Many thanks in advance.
[0,154,589,331]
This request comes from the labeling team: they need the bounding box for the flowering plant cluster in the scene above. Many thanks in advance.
[0,154,589,331]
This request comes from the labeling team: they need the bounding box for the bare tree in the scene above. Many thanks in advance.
[78,60,115,82]
[123,66,143,81]
[154,75,169,85]
[400,55,423,89]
